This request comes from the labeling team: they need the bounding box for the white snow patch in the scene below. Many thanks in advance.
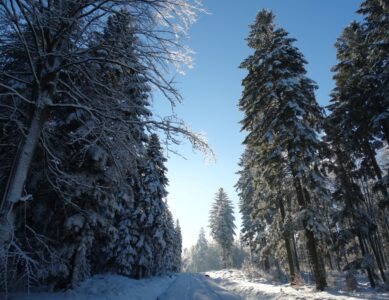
[8,274,175,300]
[206,269,389,300]
[6,271,389,300]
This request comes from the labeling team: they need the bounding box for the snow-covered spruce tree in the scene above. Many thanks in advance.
[236,148,271,269]
[0,0,205,233]
[325,115,381,287]
[122,133,169,278]
[255,171,301,282]
[65,10,155,284]
[236,149,256,255]
[358,0,389,147]
[350,0,389,276]
[3,10,154,288]
[108,11,152,279]
[196,228,209,272]
[0,0,209,291]
[329,20,389,209]
[327,11,388,285]
[190,227,210,272]
[173,219,183,272]
[159,202,177,274]
[230,238,247,269]
[246,167,292,276]
[209,188,236,268]
[239,10,329,290]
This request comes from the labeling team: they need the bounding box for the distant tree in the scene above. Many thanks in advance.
[183,229,246,273]
[159,203,177,274]
[193,227,210,272]
[173,219,183,272]
[209,188,236,268]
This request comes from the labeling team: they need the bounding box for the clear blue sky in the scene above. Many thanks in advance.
[154,0,363,248]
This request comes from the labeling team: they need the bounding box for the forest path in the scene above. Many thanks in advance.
[158,273,241,300]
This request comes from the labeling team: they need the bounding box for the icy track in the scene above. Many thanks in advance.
[7,273,241,300]
[158,273,241,300]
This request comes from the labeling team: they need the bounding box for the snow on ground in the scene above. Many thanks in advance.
[5,270,389,300]
[159,273,240,300]
[6,274,175,300]
[206,269,389,300]
[7,273,240,300]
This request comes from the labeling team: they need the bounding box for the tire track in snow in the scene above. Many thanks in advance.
[158,273,241,300]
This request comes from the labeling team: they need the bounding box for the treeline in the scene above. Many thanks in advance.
[0,0,207,292]
[237,1,389,291]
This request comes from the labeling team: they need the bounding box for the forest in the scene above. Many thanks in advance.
[0,0,208,293]
[236,6,389,292]
[0,0,389,299]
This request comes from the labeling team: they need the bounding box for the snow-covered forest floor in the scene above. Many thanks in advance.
[5,274,175,300]
[5,269,389,300]
[207,269,389,300]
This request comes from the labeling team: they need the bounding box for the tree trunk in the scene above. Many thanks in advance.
[358,234,376,288]
[292,234,300,272]
[0,105,46,240]
[374,233,387,269]
[368,235,387,282]
[291,174,327,290]
[263,256,270,271]
[363,140,389,208]
[305,230,327,290]
[327,253,334,271]
[278,196,296,283]
[336,253,341,272]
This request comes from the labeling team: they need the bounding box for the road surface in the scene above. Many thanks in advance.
[158,273,241,300]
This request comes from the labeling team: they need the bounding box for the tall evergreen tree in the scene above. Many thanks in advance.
[329,20,389,205]
[236,148,267,265]
[236,149,256,251]
[173,219,183,272]
[193,227,210,272]
[358,0,389,146]
[238,10,329,290]
[158,203,177,274]
[122,134,169,278]
[325,0,389,285]
[209,188,236,268]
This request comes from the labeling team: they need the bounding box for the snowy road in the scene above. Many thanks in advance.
[158,273,241,300]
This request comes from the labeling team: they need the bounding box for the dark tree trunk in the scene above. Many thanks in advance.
[304,229,327,290]
[278,196,296,283]
[358,234,376,288]
[292,234,301,272]
[327,253,334,271]
[291,173,327,290]
[368,235,387,282]
[336,254,341,272]
[0,105,47,240]
[374,233,387,269]
[363,140,389,208]
[263,256,270,271]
